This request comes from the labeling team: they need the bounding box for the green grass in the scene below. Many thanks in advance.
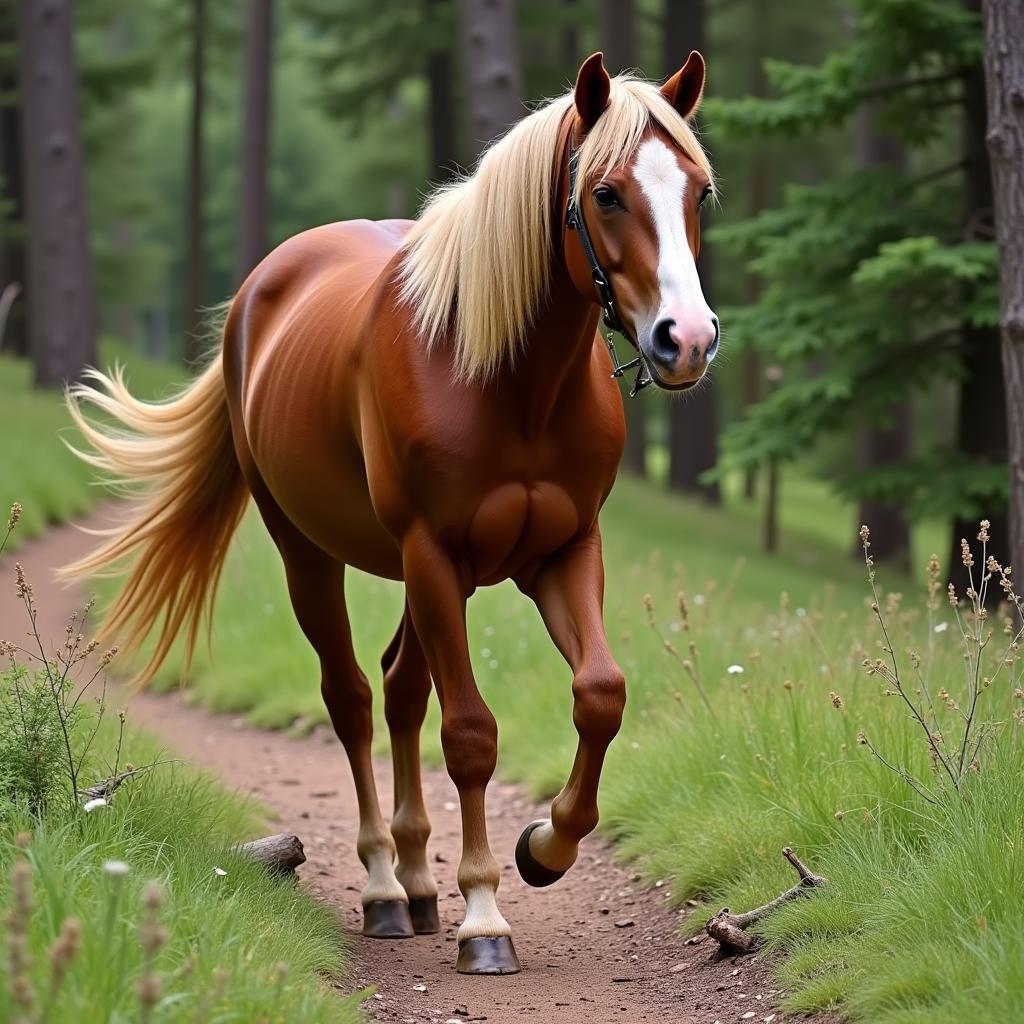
[0,720,361,1023]
[4,347,1021,1020]
[0,342,181,545]
[136,479,1022,1024]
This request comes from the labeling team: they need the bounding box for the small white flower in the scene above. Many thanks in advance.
[934,622,949,633]
[480,647,491,658]
[820,664,830,674]
[102,859,130,876]
[488,659,499,670]
[796,607,807,617]
[693,594,705,605]
[484,625,495,637]
[83,797,107,813]
[213,866,227,877]
[727,664,745,674]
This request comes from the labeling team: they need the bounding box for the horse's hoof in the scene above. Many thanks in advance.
[456,935,521,975]
[408,895,440,934]
[362,899,415,939]
[515,820,567,888]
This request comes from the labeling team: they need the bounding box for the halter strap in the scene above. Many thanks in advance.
[565,133,652,397]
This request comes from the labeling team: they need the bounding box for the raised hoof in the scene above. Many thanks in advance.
[362,899,415,939]
[515,820,568,888]
[408,895,440,934]
[456,935,521,975]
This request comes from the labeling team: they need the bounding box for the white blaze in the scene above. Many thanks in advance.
[631,137,715,352]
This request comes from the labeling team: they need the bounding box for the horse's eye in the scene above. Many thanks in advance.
[698,185,713,208]
[593,186,621,209]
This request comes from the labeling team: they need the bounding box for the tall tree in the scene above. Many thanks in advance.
[457,0,522,161]
[235,0,274,285]
[664,0,720,503]
[425,0,458,184]
[981,0,1024,575]
[600,0,647,478]
[183,0,206,365]
[16,0,97,387]
[948,0,1007,587]
[854,103,910,569]
[0,1,26,355]
[709,0,999,558]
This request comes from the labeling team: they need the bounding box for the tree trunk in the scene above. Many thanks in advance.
[948,0,1008,589]
[601,0,636,75]
[456,0,522,162]
[0,4,27,356]
[853,102,911,568]
[664,0,720,501]
[426,0,458,185]
[16,0,97,388]
[235,0,274,286]
[981,0,1024,577]
[183,0,206,365]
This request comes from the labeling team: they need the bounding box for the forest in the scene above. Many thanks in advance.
[2,2,1024,1023]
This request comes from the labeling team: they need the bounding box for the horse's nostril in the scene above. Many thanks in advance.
[651,318,679,368]
[706,318,721,362]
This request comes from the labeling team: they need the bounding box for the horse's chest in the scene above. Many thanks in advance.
[465,481,580,583]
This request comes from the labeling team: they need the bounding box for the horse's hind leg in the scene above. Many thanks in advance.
[381,605,439,933]
[271,524,413,939]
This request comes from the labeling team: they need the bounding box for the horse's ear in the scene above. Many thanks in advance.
[574,52,611,133]
[661,50,706,120]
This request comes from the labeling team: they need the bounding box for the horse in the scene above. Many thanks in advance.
[64,51,719,976]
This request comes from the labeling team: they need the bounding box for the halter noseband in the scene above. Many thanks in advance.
[565,134,653,397]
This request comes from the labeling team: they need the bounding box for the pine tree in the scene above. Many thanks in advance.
[17,0,97,387]
[708,0,1001,558]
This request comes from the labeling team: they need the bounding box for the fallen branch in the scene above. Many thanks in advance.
[80,760,181,804]
[234,833,306,875]
[705,847,827,954]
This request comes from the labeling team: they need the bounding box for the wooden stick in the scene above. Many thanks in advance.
[705,847,827,953]
[234,833,306,875]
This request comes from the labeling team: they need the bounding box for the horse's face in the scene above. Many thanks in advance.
[570,53,719,391]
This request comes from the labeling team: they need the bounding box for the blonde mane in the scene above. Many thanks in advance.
[399,74,715,381]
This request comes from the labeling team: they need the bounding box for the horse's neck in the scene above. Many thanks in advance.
[506,262,602,434]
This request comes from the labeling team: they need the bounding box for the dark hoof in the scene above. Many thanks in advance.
[456,935,521,975]
[515,820,567,888]
[408,895,440,934]
[362,899,414,939]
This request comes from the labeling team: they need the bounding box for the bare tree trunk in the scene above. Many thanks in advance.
[853,103,911,568]
[664,0,720,501]
[183,0,206,365]
[0,3,27,356]
[426,0,458,185]
[948,0,1008,589]
[456,0,522,162]
[235,0,274,286]
[601,0,636,75]
[981,0,1024,576]
[561,0,579,67]
[16,0,97,388]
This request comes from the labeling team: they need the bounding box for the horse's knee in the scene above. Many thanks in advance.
[440,703,498,789]
[571,667,626,745]
[321,671,374,747]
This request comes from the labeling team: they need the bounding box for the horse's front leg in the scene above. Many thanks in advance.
[402,524,520,975]
[516,529,626,884]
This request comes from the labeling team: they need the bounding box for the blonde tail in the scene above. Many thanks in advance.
[62,349,249,682]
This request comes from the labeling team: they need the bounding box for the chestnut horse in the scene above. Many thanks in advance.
[65,52,718,975]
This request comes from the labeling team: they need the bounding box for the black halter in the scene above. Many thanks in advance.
[565,135,653,397]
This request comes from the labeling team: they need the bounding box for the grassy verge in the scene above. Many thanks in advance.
[0,717,360,1023]
[134,480,1022,1023]
[0,343,180,545]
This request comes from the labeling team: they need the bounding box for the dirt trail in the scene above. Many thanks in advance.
[1,511,818,1024]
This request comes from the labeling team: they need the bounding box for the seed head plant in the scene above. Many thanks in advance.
[856,520,1024,801]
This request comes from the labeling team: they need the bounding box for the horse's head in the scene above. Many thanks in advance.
[566,52,718,391]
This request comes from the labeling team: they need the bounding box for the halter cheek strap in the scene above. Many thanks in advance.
[565,134,653,398]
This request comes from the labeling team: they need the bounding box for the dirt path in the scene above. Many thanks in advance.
[1,511,815,1024]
